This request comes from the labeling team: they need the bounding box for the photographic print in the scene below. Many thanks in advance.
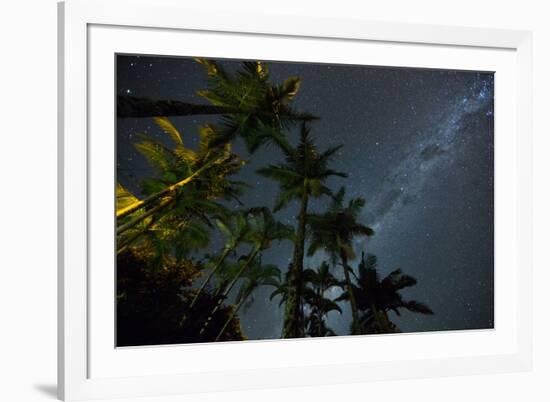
[115,55,494,347]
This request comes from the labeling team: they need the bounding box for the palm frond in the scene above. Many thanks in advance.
[403,301,434,315]
[134,140,173,172]
[153,116,183,146]
[116,183,140,211]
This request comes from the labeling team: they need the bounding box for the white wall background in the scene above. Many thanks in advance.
[0,1,547,401]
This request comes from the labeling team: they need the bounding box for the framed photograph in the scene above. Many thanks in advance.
[58,0,533,400]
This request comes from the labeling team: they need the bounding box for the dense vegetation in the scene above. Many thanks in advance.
[116,59,433,346]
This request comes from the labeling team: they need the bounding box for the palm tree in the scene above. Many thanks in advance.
[258,124,347,338]
[343,253,434,334]
[116,182,152,253]
[303,262,342,337]
[269,266,293,307]
[196,59,316,153]
[116,118,245,254]
[118,60,315,154]
[199,208,293,334]
[117,118,243,220]
[271,263,342,337]
[189,211,251,309]
[268,266,320,326]
[215,259,280,341]
[117,186,217,267]
[307,187,374,335]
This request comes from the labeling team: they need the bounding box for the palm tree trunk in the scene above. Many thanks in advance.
[117,95,239,118]
[199,247,260,335]
[116,157,220,220]
[281,186,309,338]
[116,196,172,236]
[214,292,249,341]
[218,247,260,304]
[189,247,233,310]
[370,304,390,333]
[341,251,360,335]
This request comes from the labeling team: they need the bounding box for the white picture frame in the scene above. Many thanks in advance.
[58,0,533,400]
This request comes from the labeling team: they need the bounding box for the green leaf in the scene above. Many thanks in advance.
[116,183,140,211]
[154,116,183,146]
[135,140,171,171]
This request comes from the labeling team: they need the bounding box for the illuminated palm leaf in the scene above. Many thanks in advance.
[153,116,183,146]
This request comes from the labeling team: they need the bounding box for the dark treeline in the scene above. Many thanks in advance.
[116,59,433,346]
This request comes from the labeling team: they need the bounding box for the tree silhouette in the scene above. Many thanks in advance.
[307,187,374,335]
[189,211,252,309]
[340,253,434,334]
[199,207,293,334]
[215,258,280,341]
[258,124,347,338]
[303,262,342,337]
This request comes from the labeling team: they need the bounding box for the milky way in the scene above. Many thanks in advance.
[117,55,494,339]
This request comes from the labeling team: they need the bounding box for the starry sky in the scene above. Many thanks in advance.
[116,54,494,339]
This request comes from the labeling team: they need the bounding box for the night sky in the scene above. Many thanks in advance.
[116,54,494,340]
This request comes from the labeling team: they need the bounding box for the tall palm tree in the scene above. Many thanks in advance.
[215,259,280,341]
[118,60,315,154]
[199,208,293,334]
[303,262,342,337]
[258,124,347,338]
[343,253,434,334]
[307,187,374,335]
